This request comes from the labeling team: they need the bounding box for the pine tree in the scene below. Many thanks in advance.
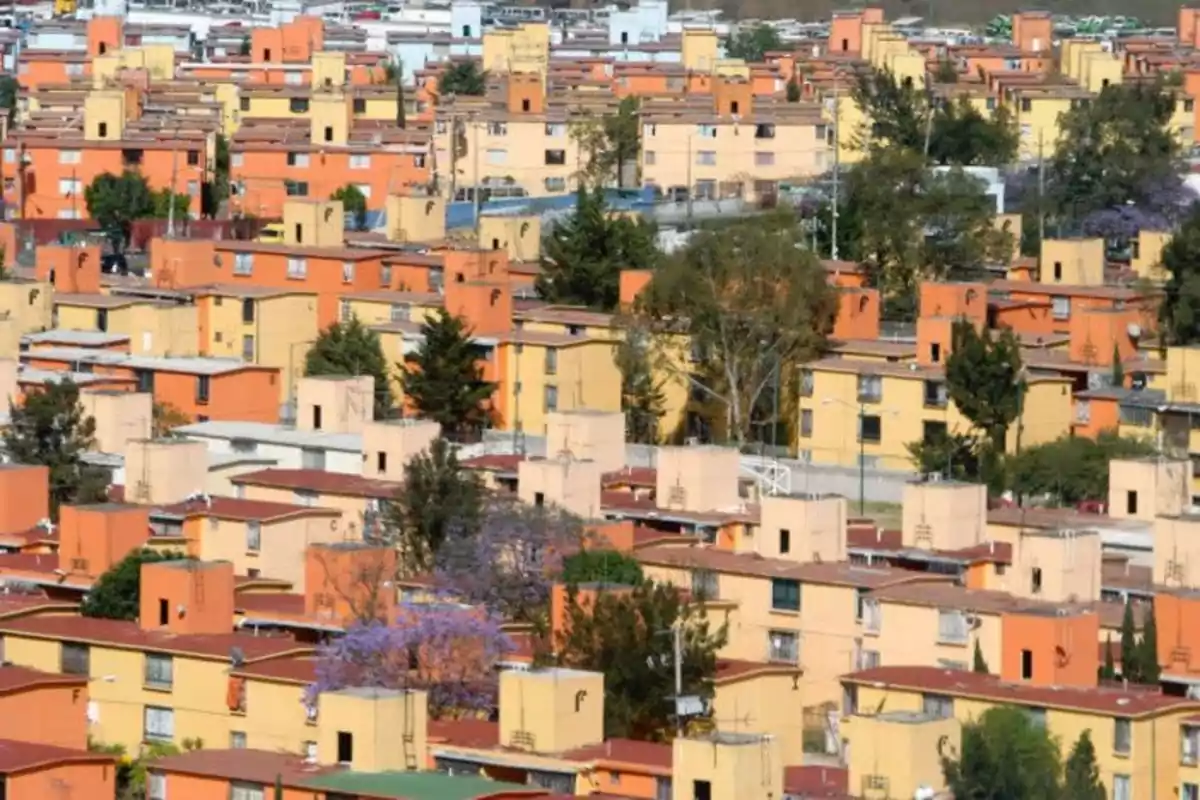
[1139,601,1161,684]
[400,308,496,440]
[1062,731,1106,800]
[2,379,109,519]
[1111,343,1125,387]
[786,73,801,102]
[1119,599,1140,682]
[615,331,665,444]
[972,639,989,674]
[304,315,393,419]
[1100,632,1117,681]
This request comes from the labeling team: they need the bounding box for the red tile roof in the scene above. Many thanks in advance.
[0,739,115,774]
[155,496,341,523]
[236,592,307,617]
[844,666,1200,717]
[601,491,759,525]
[428,719,501,749]
[0,616,312,662]
[636,545,936,589]
[783,765,849,798]
[233,656,318,685]
[715,658,801,683]
[230,469,403,499]
[461,454,524,473]
[149,748,339,785]
[601,467,656,488]
[562,739,672,773]
[0,665,86,695]
[846,526,902,549]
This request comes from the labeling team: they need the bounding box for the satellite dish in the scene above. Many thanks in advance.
[1127,323,1142,340]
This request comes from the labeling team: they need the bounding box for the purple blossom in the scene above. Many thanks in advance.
[306,603,514,718]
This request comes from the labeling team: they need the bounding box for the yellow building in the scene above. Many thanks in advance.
[192,285,320,405]
[497,330,621,436]
[0,279,53,357]
[1008,86,1091,161]
[842,665,1200,800]
[53,294,199,357]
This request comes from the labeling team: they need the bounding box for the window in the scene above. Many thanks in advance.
[545,122,566,136]
[144,706,174,742]
[544,149,566,165]
[755,123,776,139]
[643,123,657,138]
[58,149,81,165]
[544,348,558,375]
[337,731,353,763]
[96,309,108,332]
[696,151,717,166]
[61,643,89,676]
[768,630,799,663]
[246,521,261,552]
[1126,490,1138,515]
[239,96,251,112]
[691,570,719,600]
[1114,718,1131,755]
[1184,784,1198,800]
[857,374,882,402]
[544,176,567,193]
[930,342,942,363]
[754,151,775,167]
[922,693,953,719]
[377,452,388,474]
[487,121,507,136]
[771,578,800,611]
[937,609,968,644]
[800,369,814,397]
[1020,97,1032,112]
[1031,567,1043,594]
[98,122,109,138]
[486,149,507,165]
[287,258,308,279]
[196,375,210,405]
[230,731,247,749]
[543,385,558,412]
[349,154,371,169]
[286,152,310,168]
[1184,726,1199,765]
[1021,649,1033,679]
[352,97,366,113]
[58,178,81,196]
[147,772,167,800]
[923,380,947,408]
[233,253,253,275]
[289,98,309,113]
[1112,774,1131,800]
[144,654,173,689]
[136,370,154,393]
[779,527,791,554]
[696,123,717,138]
[380,264,392,288]
[284,180,309,197]
[186,149,200,167]
[1051,296,1070,320]
[858,415,882,444]
[695,180,716,199]
[231,152,244,168]
[230,782,265,800]
[293,490,318,507]
[1188,99,1197,113]
[304,741,318,762]
[238,298,256,325]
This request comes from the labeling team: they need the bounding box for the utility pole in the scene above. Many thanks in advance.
[1037,129,1045,250]
[166,131,179,238]
[471,114,481,237]
[830,69,840,261]
[685,132,693,224]
[672,621,684,738]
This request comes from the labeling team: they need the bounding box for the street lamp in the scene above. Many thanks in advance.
[821,396,899,516]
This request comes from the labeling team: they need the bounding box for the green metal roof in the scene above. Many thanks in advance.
[299,770,536,800]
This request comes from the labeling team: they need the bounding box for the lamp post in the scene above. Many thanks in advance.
[822,396,899,516]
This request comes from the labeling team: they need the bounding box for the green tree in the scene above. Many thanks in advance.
[202,134,231,218]
[2,379,108,519]
[554,581,727,739]
[973,639,989,673]
[929,97,1018,166]
[636,211,836,445]
[331,184,369,231]
[561,549,644,586]
[1008,432,1157,505]
[81,549,189,620]
[615,329,665,445]
[933,59,959,83]
[1101,633,1117,681]
[151,402,190,438]
[1111,344,1125,387]
[785,73,801,102]
[945,319,1024,455]
[438,61,486,96]
[304,315,394,419]
[536,184,658,310]
[724,23,783,62]
[1120,599,1140,683]
[906,430,984,482]
[1062,731,1106,800]
[1159,205,1200,345]
[573,96,640,188]
[0,75,18,122]
[1046,81,1182,225]
[1140,600,1160,684]
[385,437,484,574]
[150,188,190,221]
[84,171,156,250]
[239,36,251,56]
[942,705,1062,799]
[851,68,926,153]
[400,308,495,439]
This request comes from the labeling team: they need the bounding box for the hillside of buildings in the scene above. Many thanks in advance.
[4,2,1200,799]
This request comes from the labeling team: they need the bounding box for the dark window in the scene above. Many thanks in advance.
[96,309,108,332]
[323,126,333,142]
[859,415,882,443]
[534,491,545,507]
[1127,490,1138,515]
[264,47,272,60]
[693,780,712,800]
[1053,261,1062,281]
[186,150,199,166]
[336,731,353,764]
[98,42,107,55]
[544,149,566,166]
[1021,649,1033,680]
[98,122,108,138]
[922,420,947,443]
[285,180,309,197]
[779,528,790,554]
[352,98,366,113]
[289,98,310,113]
[730,100,739,114]
[196,375,210,405]
[240,97,250,111]
[158,598,168,625]
[620,31,628,44]
[121,148,143,165]
[930,342,941,363]
[136,370,154,393]
[521,98,531,112]
[1031,567,1042,594]
[840,38,849,51]
[462,24,471,36]
[312,405,322,430]
[771,578,800,611]
[377,452,387,473]
[60,643,89,675]
[241,299,255,324]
